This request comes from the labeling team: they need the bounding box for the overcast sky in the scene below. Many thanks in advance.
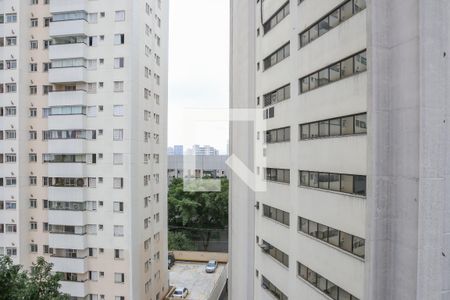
[168,0,230,154]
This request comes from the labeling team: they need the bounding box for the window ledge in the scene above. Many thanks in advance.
[297,230,365,262]
[298,185,366,199]
[299,132,367,141]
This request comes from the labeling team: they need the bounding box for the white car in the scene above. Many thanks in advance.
[172,287,188,298]
[205,260,218,273]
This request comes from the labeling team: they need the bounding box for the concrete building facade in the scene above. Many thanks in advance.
[168,155,228,182]
[0,0,169,299]
[230,1,450,300]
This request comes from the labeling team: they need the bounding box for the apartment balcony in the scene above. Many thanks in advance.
[49,232,87,249]
[50,0,87,14]
[49,67,87,84]
[59,280,87,298]
[48,114,86,130]
[48,90,87,107]
[49,43,87,60]
[50,19,87,37]
[48,140,87,154]
[48,210,86,226]
[50,256,88,274]
[48,187,86,202]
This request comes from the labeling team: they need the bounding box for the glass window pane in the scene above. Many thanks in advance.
[309,172,319,188]
[307,268,317,285]
[277,128,285,141]
[299,263,308,279]
[319,120,329,137]
[330,118,341,136]
[339,288,352,300]
[340,1,353,22]
[341,56,354,78]
[301,124,310,139]
[318,17,329,36]
[329,173,340,191]
[310,122,319,138]
[355,51,367,73]
[284,127,290,141]
[317,224,328,241]
[330,63,341,82]
[300,218,308,233]
[340,175,354,193]
[300,31,309,47]
[308,221,318,237]
[309,73,319,90]
[340,231,353,252]
[353,236,365,258]
[284,85,290,99]
[329,9,340,27]
[341,116,354,135]
[300,171,309,186]
[328,228,339,247]
[327,281,339,300]
[319,173,329,189]
[309,24,319,42]
[354,175,366,196]
[318,68,329,86]
[301,77,310,93]
[317,274,327,291]
[284,212,290,226]
[354,0,367,13]
[355,114,367,133]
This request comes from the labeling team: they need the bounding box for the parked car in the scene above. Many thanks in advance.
[172,287,188,299]
[205,260,218,273]
[168,252,175,269]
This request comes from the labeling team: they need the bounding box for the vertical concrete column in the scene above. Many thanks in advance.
[366,1,449,299]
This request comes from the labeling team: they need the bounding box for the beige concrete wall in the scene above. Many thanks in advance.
[172,251,228,263]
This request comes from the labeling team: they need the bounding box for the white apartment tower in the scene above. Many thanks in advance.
[0,0,169,299]
[230,1,450,300]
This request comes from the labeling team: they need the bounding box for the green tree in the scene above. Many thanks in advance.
[168,178,228,250]
[168,231,196,251]
[0,256,69,300]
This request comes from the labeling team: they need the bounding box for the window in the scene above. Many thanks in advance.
[5,106,16,116]
[297,262,360,300]
[263,42,290,70]
[30,222,37,230]
[113,105,124,116]
[6,60,17,70]
[299,50,367,93]
[300,113,366,140]
[29,176,37,185]
[261,240,289,267]
[298,216,365,258]
[113,178,124,189]
[115,10,125,22]
[29,131,37,140]
[263,1,290,34]
[114,249,124,260]
[30,63,38,72]
[265,127,290,143]
[113,129,124,141]
[263,84,290,107]
[299,0,366,48]
[114,226,124,237]
[113,153,124,165]
[261,276,288,300]
[30,18,38,27]
[114,81,124,92]
[5,130,16,139]
[113,202,124,213]
[6,36,17,46]
[30,40,38,49]
[6,177,16,186]
[6,14,17,23]
[114,57,124,69]
[6,224,17,232]
[265,168,290,184]
[6,83,17,93]
[299,170,366,196]
[30,199,37,208]
[44,17,51,27]
[114,34,125,45]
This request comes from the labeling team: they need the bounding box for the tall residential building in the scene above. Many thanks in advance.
[188,144,219,156]
[0,1,169,299]
[230,1,450,300]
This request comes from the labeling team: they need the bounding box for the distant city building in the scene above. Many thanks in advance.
[189,144,220,156]
[174,145,184,155]
[168,155,228,182]
[168,147,175,155]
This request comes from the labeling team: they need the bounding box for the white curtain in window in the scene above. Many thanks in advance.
[115,10,125,21]
[87,106,97,117]
[113,105,124,116]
